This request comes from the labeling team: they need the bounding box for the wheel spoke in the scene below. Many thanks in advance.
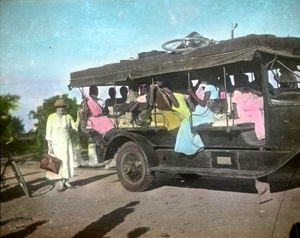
[116,141,153,192]
[122,152,144,182]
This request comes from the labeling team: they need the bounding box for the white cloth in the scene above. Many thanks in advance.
[136,94,147,103]
[46,113,78,179]
[126,89,138,103]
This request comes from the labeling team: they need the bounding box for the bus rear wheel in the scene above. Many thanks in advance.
[116,141,153,192]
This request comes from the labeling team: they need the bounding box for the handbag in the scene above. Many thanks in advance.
[156,88,173,111]
[40,154,61,174]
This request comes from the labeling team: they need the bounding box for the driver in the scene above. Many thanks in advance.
[278,67,298,88]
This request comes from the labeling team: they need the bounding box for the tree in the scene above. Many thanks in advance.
[0,94,25,145]
[28,94,79,153]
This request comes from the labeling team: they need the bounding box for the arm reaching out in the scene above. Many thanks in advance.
[69,109,81,131]
[187,87,211,107]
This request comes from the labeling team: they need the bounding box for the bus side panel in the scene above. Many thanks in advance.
[154,149,290,173]
[266,105,300,150]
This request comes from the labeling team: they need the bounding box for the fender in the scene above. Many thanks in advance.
[104,132,159,168]
[255,144,300,178]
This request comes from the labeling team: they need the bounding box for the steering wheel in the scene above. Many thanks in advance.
[162,37,212,53]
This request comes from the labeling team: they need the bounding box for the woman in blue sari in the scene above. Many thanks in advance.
[175,82,219,155]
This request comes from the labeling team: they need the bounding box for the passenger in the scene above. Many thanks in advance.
[87,86,115,137]
[225,74,235,93]
[126,83,139,104]
[173,80,219,155]
[137,84,149,103]
[174,81,219,155]
[130,84,149,112]
[110,86,129,116]
[278,67,298,88]
[190,81,219,123]
[194,81,206,100]
[118,86,128,103]
[249,72,263,93]
[234,73,250,90]
[118,83,138,125]
[129,84,154,126]
[105,87,116,106]
[105,87,117,115]
[231,86,265,140]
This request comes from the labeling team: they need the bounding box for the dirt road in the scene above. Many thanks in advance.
[1,156,299,238]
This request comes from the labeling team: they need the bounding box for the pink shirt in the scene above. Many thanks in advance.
[232,90,265,140]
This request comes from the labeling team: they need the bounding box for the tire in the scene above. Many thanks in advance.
[11,161,30,197]
[116,141,153,192]
[161,37,211,53]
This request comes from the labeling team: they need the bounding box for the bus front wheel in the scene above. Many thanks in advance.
[116,141,153,192]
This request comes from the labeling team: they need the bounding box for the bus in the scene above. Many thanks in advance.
[69,34,300,192]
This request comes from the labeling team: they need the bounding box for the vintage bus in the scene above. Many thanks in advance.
[69,34,300,192]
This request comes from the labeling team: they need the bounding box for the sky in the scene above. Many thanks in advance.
[0,0,299,131]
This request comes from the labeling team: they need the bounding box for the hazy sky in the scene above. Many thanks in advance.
[0,0,299,131]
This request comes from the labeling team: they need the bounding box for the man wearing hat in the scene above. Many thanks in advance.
[46,98,80,190]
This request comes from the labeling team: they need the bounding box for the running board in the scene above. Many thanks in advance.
[149,166,267,179]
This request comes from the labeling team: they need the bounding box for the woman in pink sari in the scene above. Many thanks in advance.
[232,87,265,140]
[86,86,115,136]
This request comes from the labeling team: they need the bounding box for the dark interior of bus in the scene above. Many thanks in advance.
[108,61,268,149]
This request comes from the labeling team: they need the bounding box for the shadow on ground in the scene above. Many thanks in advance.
[1,177,55,202]
[151,160,300,194]
[127,227,150,238]
[4,171,43,181]
[1,170,116,203]
[0,220,47,238]
[289,222,300,238]
[73,201,140,238]
[0,217,33,226]
[70,172,116,187]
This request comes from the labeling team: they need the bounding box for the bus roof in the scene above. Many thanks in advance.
[69,34,300,88]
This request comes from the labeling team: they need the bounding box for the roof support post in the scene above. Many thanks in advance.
[187,72,193,128]
[223,66,230,132]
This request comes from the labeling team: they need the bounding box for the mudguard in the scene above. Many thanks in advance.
[257,143,300,178]
[105,132,159,168]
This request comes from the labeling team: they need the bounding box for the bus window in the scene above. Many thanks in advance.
[267,62,300,99]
